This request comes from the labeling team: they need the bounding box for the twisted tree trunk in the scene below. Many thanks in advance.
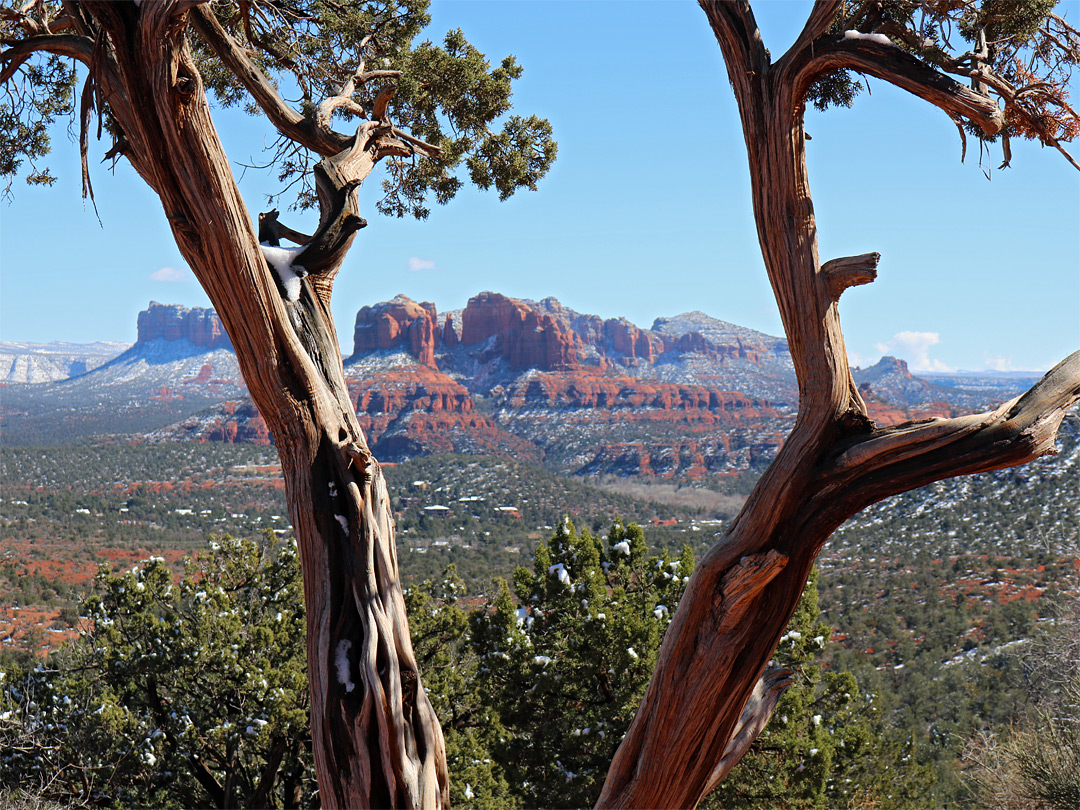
[67,4,447,806]
[597,2,1080,807]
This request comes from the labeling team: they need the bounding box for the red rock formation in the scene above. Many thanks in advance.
[208,401,271,445]
[858,382,954,427]
[859,383,910,427]
[460,292,580,370]
[442,314,458,348]
[345,365,538,461]
[602,318,664,364]
[352,295,439,367]
[348,365,474,416]
[137,302,231,349]
[659,331,768,364]
[183,364,214,384]
[500,370,777,423]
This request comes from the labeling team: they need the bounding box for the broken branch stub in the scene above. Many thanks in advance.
[822,252,880,300]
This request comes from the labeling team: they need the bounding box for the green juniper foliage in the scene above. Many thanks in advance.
[405,564,518,809]
[0,521,945,809]
[0,0,556,217]
[469,518,693,809]
[0,53,75,193]
[807,0,1079,159]
[703,569,937,809]
[0,533,313,809]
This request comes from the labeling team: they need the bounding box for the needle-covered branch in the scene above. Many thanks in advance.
[786,0,1080,167]
[190,4,349,157]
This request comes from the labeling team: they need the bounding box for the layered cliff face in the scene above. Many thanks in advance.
[459,292,581,371]
[342,362,540,461]
[352,295,439,368]
[349,292,796,382]
[137,302,231,349]
[135,292,999,481]
[487,369,786,479]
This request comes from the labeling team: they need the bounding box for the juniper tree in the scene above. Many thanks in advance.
[469,519,694,809]
[598,2,1080,806]
[4,2,1080,808]
[0,2,553,806]
[0,534,313,808]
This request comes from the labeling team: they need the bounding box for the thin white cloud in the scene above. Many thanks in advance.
[149,266,189,282]
[846,349,873,369]
[982,354,1018,372]
[408,256,436,272]
[874,331,953,372]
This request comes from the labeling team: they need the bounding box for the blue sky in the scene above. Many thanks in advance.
[1,1,1077,373]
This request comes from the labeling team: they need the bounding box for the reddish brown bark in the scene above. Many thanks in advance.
[597,3,1080,807]
[2,2,449,806]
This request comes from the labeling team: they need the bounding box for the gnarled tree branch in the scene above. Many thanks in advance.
[189,3,350,157]
[782,35,1005,136]
[598,5,1078,808]
[0,33,93,82]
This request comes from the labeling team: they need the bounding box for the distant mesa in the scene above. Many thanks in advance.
[854,356,952,412]
[349,291,795,378]
[0,340,130,384]
[352,295,440,368]
[6,293,1033,478]
[137,301,231,350]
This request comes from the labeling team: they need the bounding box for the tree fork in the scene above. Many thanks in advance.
[71,2,448,806]
[597,3,1080,807]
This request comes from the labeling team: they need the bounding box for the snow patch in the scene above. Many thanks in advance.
[335,639,356,693]
[260,243,307,302]
[548,562,571,586]
[613,540,631,556]
[844,30,893,46]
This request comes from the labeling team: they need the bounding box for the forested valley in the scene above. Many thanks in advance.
[2,412,1076,807]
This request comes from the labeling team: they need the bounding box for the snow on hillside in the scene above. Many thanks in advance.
[0,341,130,383]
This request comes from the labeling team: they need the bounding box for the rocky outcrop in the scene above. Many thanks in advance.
[460,292,580,371]
[345,365,537,461]
[602,318,664,364]
[494,370,776,419]
[348,365,474,416]
[442,315,458,348]
[149,399,271,445]
[136,302,230,349]
[858,381,953,426]
[352,295,439,367]
[853,356,953,409]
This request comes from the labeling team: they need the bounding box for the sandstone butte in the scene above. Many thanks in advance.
[351,291,782,373]
[130,293,945,476]
[138,301,232,350]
